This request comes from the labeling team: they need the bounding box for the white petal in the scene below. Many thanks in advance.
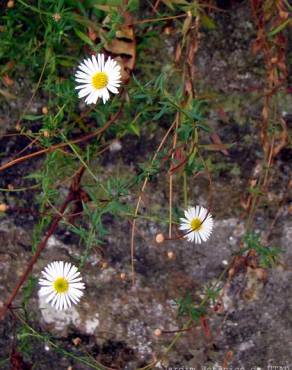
[75,71,91,79]
[64,294,72,308]
[78,87,92,98]
[85,91,96,105]
[92,55,99,71]
[61,295,67,310]
[63,262,72,279]
[69,277,83,283]
[75,83,92,90]
[91,90,100,104]
[68,294,79,305]
[107,85,119,94]
[39,286,54,296]
[199,207,207,221]
[179,223,191,231]
[187,232,194,242]
[63,295,69,310]
[186,209,193,220]
[75,77,92,83]
[75,76,92,84]
[84,58,96,74]
[70,282,85,290]
[69,287,84,299]
[98,53,105,70]
[77,63,92,74]
[46,290,57,304]
[39,278,53,286]
[108,76,121,87]
[200,233,208,242]
[67,264,78,279]
[189,207,196,219]
[195,233,200,243]
[58,261,65,276]
[43,265,55,279]
[101,88,110,104]
[55,295,61,310]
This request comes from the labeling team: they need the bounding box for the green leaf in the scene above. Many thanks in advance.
[22,114,44,121]
[74,28,94,46]
[57,58,75,67]
[190,308,203,322]
[268,19,291,37]
[200,143,232,151]
[247,186,264,196]
[243,232,283,268]
[127,0,139,12]
[196,123,211,132]
[201,15,216,30]
[128,121,140,136]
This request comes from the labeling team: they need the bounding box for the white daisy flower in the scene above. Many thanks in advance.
[75,53,121,104]
[39,261,85,311]
[179,205,213,243]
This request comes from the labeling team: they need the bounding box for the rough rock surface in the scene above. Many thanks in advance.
[0,214,291,369]
[0,2,291,370]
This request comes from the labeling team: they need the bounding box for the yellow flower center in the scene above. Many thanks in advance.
[92,72,108,90]
[53,277,69,294]
[190,218,202,231]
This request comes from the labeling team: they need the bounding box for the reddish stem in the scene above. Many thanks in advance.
[0,164,87,320]
[0,190,73,320]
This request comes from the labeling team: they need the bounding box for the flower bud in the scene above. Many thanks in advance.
[154,328,162,337]
[0,204,8,212]
[155,233,165,244]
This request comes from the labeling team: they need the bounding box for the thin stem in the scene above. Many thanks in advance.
[130,119,177,286]
[169,113,179,238]
[183,171,188,208]
[13,312,109,370]
[0,106,123,174]
[0,192,73,320]
[15,46,49,130]
[0,166,86,321]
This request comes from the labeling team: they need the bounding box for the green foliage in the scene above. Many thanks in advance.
[243,233,282,268]
[17,324,34,357]
[203,285,221,305]
[22,276,38,309]
[176,292,206,322]
[0,0,287,368]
